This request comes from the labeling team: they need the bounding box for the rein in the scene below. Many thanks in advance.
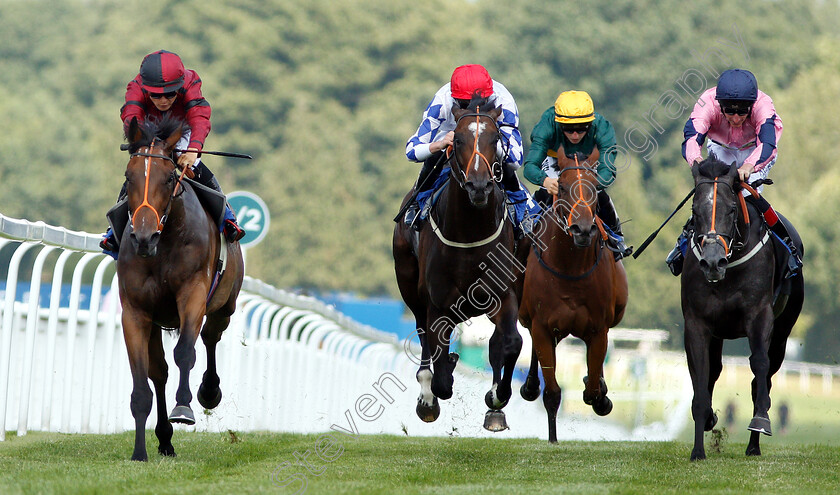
[129,141,188,234]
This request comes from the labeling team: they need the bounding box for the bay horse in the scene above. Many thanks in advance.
[118,115,244,461]
[393,95,522,431]
[682,157,803,461]
[518,146,628,443]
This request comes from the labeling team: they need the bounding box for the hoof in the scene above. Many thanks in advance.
[198,383,223,410]
[748,416,772,436]
[158,444,176,457]
[690,449,707,461]
[416,397,440,423]
[483,409,509,432]
[520,379,540,402]
[745,444,762,456]
[704,412,718,431]
[593,396,613,416]
[131,451,148,462]
[485,390,509,410]
[169,405,196,425]
[582,376,608,405]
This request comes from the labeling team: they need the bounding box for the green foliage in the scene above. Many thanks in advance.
[0,0,838,358]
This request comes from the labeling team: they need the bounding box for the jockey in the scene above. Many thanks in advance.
[522,90,632,259]
[403,64,541,238]
[667,68,802,276]
[100,50,244,257]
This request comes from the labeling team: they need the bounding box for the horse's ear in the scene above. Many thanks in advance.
[489,106,502,121]
[127,117,142,145]
[452,103,467,120]
[163,125,184,153]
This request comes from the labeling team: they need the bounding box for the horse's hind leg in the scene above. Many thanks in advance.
[484,292,523,431]
[122,307,153,461]
[197,312,229,410]
[582,329,612,416]
[149,324,175,457]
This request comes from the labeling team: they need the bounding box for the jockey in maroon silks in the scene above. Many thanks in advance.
[100,50,244,257]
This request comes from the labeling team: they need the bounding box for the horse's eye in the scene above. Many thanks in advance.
[454,136,464,146]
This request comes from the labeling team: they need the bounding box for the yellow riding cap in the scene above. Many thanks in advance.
[554,90,595,124]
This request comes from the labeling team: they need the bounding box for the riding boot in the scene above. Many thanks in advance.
[501,164,542,240]
[194,162,245,242]
[665,216,693,276]
[744,195,803,278]
[100,180,128,258]
[597,190,632,259]
[406,153,442,231]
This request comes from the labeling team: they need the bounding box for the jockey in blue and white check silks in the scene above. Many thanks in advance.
[405,79,541,229]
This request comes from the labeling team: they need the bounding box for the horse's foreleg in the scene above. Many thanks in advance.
[486,293,522,409]
[483,293,522,432]
[531,322,561,443]
[169,290,208,425]
[520,343,541,402]
[122,308,153,461]
[197,313,228,410]
[705,337,723,431]
[685,322,712,461]
[746,311,775,439]
[427,310,457,401]
[414,311,440,423]
[148,324,175,457]
[582,329,612,416]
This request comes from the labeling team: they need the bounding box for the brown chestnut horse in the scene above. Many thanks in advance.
[118,115,244,461]
[682,158,803,461]
[393,96,522,431]
[518,146,628,442]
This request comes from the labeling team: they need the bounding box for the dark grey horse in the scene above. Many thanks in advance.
[682,158,804,461]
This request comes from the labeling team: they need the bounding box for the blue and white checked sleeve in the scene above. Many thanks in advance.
[405,85,455,162]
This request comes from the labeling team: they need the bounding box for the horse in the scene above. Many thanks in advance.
[682,157,803,461]
[117,115,244,461]
[393,95,522,431]
[518,146,628,443]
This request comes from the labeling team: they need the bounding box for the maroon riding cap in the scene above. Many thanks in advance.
[139,50,185,93]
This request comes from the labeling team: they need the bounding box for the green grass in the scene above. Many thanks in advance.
[2,431,840,494]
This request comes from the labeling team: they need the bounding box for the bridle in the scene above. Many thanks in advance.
[447,110,504,188]
[550,155,607,239]
[128,139,188,235]
[693,177,750,258]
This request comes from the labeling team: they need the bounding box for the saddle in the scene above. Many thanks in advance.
[106,177,226,245]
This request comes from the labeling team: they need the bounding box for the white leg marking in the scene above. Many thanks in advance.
[417,369,434,406]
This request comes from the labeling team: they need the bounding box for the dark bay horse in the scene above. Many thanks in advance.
[393,96,522,431]
[118,115,244,461]
[682,158,803,461]
[518,146,628,443]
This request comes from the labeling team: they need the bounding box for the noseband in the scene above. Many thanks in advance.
[129,140,187,234]
[448,111,503,187]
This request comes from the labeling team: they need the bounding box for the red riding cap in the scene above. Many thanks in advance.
[450,64,493,100]
[139,50,185,94]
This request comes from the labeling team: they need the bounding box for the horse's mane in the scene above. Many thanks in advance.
[461,92,498,114]
[696,156,735,179]
[126,114,190,154]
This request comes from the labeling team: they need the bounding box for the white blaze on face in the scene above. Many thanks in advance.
[468,122,487,172]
